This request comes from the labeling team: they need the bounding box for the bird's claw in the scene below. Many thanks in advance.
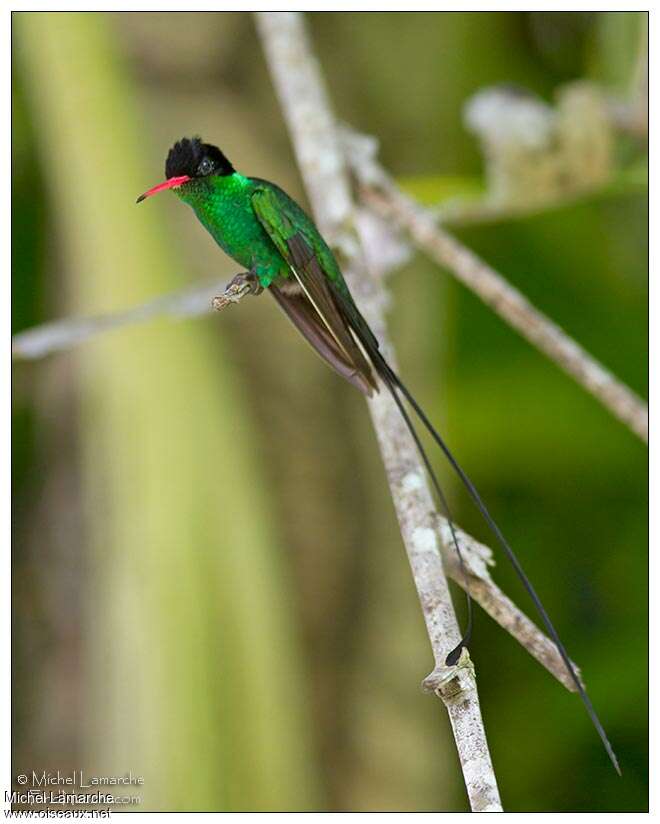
[229,271,264,296]
[212,271,263,311]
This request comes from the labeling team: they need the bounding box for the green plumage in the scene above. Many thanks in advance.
[178,173,348,294]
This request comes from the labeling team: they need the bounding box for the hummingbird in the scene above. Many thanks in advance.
[138,136,619,774]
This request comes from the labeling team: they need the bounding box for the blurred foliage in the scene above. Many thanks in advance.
[12,11,647,812]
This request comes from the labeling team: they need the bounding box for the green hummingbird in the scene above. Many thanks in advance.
[138,136,619,774]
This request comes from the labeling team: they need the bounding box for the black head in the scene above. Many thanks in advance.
[165,137,235,179]
[136,137,235,204]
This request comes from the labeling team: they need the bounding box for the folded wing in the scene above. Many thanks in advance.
[252,187,378,396]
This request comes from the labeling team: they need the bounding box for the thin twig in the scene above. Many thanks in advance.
[255,11,502,811]
[341,127,648,444]
[12,278,227,360]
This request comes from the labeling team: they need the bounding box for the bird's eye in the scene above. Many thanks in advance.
[198,157,214,176]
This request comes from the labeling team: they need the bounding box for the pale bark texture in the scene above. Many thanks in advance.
[255,10,502,812]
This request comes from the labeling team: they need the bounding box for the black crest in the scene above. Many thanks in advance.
[165,137,234,179]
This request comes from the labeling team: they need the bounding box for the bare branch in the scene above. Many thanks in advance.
[12,278,228,361]
[341,127,648,443]
[11,274,265,362]
[255,11,502,811]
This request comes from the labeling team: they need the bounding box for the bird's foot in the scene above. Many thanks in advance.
[229,271,264,296]
[212,271,263,311]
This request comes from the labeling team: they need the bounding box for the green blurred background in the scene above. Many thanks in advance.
[12,11,647,812]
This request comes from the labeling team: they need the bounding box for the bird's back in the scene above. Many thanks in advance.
[248,178,351,295]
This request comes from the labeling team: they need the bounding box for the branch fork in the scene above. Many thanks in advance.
[423,646,476,700]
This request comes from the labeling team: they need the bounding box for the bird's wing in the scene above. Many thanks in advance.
[252,187,378,395]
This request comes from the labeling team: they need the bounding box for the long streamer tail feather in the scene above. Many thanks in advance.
[332,277,619,771]
[368,349,621,775]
